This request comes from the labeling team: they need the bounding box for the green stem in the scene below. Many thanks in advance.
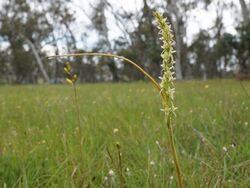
[116,144,127,188]
[239,80,250,99]
[49,53,161,92]
[167,115,184,188]
[49,53,184,187]
[73,84,81,132]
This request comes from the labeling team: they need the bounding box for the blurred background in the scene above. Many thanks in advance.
[0,0,249,84]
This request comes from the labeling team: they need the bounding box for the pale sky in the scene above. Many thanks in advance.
[0,0,246,54]
[62,0,242,53]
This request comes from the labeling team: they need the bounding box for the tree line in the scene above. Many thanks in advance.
[0,0,249,84]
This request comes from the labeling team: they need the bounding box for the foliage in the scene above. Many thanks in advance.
[0,0,75,84]
[0,80,249,187]
[0,0,250,83]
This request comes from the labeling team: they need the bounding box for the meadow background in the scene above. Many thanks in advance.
[1,0,250,187]
[0,80,249,187]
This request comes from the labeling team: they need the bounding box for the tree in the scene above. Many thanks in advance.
[0,0,77,84]
[239,0,250,25]
[165,0,187,79]
[0,0,51,83]
[111,0,162,81]
[238,0,250,74]
[88,0,120,81]
[235,24,250,74]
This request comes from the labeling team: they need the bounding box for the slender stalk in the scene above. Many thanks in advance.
[116,143,127,188]
[49,52,184,187]
[239,80,250,99]
[154,11,184,188]
[167,115,184,188]
[73,83,81,131]
[49,53,161,92]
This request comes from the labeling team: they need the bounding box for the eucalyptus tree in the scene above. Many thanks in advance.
[239,0,250,25]
[0,0,76,84]
[238,0,250,74]
[87,0,120,81]
[0,0,51,83]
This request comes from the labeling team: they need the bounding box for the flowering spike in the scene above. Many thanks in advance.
[64,62,78,85]
[153,12,176,116]
[66,78,73,85]
[64,67,70,75]
[65,62,71,70]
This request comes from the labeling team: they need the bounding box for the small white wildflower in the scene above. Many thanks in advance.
[125,167,131,176]
[244,122,248,126]
[113,128,119,134]
[42,140,46,144]
[222,146,227,152]
[156,140,160,145]
[108,169,115,177]
[150,161,155,166]
[104,176,108,181]
[170,176,174,180]
[231,143,236,148]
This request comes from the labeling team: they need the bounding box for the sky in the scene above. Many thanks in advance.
[0,0,246,54]
[70,0,241,45]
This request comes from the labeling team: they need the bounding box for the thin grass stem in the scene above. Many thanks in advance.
[73,83,81,132]
[167,116,184,188]
[49,53,161,92]
[49,52,184,187]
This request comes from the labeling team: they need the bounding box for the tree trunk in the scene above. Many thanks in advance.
[239,0,250,74]
[22,35,49,82]
[174,20,184,79]
[239,0,250,25]
[166,0,183,79]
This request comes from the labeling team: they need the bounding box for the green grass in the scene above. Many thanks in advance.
[0,80,249,187]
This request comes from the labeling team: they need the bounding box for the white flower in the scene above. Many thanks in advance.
[150,161,155,166]
[222,146,227,152]
[108,169,115,177]
[113,128,119,134]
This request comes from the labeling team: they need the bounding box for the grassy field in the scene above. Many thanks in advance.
[0,80,249,187]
